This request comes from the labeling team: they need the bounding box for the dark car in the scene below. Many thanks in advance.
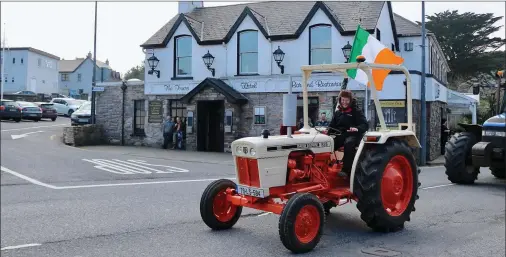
[17,101,43,122]
[34,102,58,121]
[70,101,92,126]
[0,99,22,122]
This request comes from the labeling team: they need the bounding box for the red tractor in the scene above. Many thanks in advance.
[200,60,421,253]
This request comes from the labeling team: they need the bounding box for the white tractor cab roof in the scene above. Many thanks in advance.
[298,56,413,135]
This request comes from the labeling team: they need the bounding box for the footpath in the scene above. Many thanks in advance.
[78,145,235,165]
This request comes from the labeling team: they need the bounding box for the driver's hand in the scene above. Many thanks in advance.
[348,127,358,132]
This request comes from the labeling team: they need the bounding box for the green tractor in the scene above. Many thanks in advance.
[444,70,506,183]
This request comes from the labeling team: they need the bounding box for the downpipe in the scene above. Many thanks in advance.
[121,82,127,146]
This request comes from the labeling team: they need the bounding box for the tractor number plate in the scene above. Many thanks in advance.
[237,185,265,198]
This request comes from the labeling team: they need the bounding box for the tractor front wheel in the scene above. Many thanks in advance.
[354,140,419,232]
[278,193,325,254]
[444,132,479,184]
[491,168,506,179]
[200,179,242,230]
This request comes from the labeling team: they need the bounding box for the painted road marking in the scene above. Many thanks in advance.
[11,131,45,140]
[82,159,190,175]
[0,166,234,190]
[1,124,66,132]
[1,243,42,251]
[421,184,454,190]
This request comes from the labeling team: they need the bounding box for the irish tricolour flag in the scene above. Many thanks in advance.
[347,25,404,91]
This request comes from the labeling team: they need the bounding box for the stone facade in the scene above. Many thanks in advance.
[62,124,105,146]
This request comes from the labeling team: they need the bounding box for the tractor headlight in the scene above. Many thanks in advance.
[250,148,256,156]
[236,146,243,154]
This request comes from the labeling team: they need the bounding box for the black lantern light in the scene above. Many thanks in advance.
[272,46,285,74]
[202,50,215,77]
[147,53,160,78]
[341,41,352,62]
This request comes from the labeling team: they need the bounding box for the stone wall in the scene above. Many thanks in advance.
[427,101,447,160]
[62,124,105,146]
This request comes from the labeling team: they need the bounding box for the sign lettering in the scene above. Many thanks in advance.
[240,82,257,90]
[291,80,342,89]
[164,84,190,92]
[296,141,332,149]
[148,100,163,123]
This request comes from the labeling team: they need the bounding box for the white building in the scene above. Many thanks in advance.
[0,47,60,94]
[97,1,476,161]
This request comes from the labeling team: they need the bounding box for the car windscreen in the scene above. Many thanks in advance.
[79,103,91,111]
[67,100,83,106]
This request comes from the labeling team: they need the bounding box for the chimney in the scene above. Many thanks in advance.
[87,51,92,59]
[178,1,203,14]
[106,59,109,65]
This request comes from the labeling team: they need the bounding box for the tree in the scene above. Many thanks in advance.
[422,11,505,87]
[124,63,145,80]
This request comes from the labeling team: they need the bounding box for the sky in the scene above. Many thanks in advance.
[1,1,504,76]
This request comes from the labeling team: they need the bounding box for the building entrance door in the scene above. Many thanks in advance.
[29,78,37,92]
[197,100,224,152]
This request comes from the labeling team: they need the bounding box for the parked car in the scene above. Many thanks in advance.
[34,102,58,121]
[70,101,92,126]
[13,90,37,95]
[16,101,43,122]
[0,99,22,122]
[49,98,83,116]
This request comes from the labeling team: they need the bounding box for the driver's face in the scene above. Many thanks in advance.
[340,97,351,108]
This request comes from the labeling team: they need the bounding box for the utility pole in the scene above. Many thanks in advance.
[90,1,98,124]
[1,23,6,101]
[420,1,427,166]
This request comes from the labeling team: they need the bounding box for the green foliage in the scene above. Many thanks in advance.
[124,63,145,80]
[423,10,506,87]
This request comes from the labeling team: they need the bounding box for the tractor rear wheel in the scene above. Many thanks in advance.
[354,139,419,232]
[278,193,325,254]
[444,132,479,184]
[491,168,506,179]
[200,179,242,230]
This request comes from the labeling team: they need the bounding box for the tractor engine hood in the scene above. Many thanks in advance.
[483,113,506,129]
[231,134,333,158]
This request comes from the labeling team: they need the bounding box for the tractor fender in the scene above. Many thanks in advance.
[458,123,483,141]
[361,130,421,148]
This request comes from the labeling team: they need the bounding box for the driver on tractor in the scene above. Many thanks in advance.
[328,90,369,177]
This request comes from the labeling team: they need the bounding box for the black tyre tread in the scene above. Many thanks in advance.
[490,168,506,179]
[278,193,325,254]
[444,132,479,184]
[200,179,242,230]
[353,139,419,232]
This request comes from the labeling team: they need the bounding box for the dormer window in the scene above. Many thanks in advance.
[309,24,331,65]
[238,30,258,75]
[174,35,192,77]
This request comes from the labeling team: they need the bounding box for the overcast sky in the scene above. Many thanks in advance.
[1,1,504,75]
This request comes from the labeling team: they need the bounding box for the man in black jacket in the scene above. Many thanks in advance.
[328,90,369,177]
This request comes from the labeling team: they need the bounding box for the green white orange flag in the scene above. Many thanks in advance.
[346,25,404,91]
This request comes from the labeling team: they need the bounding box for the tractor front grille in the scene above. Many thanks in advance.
[235,157,260,187]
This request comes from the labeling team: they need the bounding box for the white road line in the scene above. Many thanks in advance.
[1,165,235,189]
[421,184,455,190]
[257,212,272,217]
[421,165,444,169]
[1,243,42,251]
[0,166,58,189]
[1,124,66,132]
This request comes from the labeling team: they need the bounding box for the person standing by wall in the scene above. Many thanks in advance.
[162,116,175,149]
[174,116,183,150]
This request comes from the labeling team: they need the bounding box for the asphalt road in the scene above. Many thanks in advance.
[1,119,505,257]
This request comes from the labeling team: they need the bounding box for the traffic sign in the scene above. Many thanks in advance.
[92,86,104,92]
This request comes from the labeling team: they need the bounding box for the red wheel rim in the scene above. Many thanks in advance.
[294,205,320,244]
[212,189,237,222]
[380,155,414,217]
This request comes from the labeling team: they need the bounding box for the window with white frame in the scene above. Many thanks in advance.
[309,25,331,65]
[61,73,69,81]
[254,106,266,125]
[238,30,258,74]
[404,42,413,51]
[175,35,192,76]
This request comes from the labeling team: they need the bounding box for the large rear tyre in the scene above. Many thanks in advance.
[354,139,419,233]
[491,168,505,179]
[444,132,479,184]
[200,179,242,230]
[279,193,325,254]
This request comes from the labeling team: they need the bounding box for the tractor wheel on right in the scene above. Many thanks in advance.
[354,139,419,233]
[444,132,480,184]
[490,167,506,179]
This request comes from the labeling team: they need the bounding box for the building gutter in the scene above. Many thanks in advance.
[120,81,127,145]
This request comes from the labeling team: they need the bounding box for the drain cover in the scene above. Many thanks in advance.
[361,247,401,256]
